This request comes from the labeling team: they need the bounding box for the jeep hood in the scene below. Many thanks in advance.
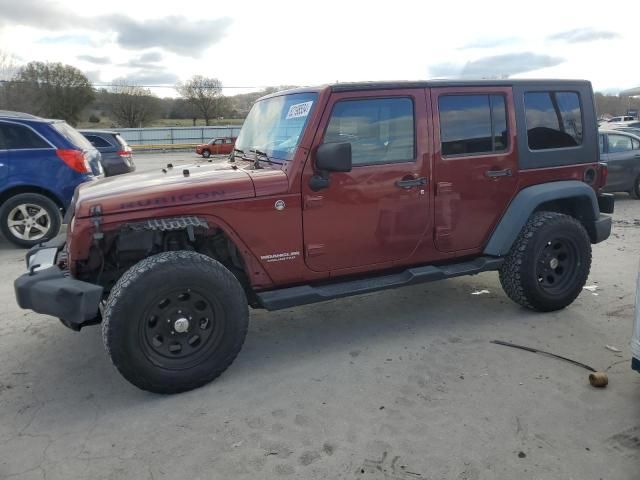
[74,163,255,218]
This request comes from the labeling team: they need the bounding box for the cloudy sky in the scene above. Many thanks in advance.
[0,0,638,96]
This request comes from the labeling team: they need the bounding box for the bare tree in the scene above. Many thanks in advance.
[0,50,18,109]
[176,75,223,125]
[106,81,161,128]
[9,61,93,125]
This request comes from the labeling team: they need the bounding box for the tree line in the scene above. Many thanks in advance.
[1,57,638,127]
[0,58,289,127]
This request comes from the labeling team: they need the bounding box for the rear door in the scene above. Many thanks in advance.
[431,87,518,252]
[301,89,431,272]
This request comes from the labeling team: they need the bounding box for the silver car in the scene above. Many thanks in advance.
[599,129,640,198]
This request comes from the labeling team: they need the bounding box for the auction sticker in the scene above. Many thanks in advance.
[286,101,313,120]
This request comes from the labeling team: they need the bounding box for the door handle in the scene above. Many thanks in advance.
[485,168,512,178]
[396,177,428,189]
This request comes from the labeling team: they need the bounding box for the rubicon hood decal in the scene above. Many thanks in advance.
[74,163,255,218]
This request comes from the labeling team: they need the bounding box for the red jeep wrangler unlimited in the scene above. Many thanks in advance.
[15,80,614,393]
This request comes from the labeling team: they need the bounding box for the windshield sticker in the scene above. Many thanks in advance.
[286,101,313,120]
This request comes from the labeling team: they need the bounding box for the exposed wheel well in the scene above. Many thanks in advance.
[534,196,599,242]
[77,219,257,304]
[0,186,65,211]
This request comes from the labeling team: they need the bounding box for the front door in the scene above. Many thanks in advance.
[302,90,430,272]
[603,132,640,191]
[431,87,519,252]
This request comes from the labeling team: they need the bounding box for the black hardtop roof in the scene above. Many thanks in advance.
[329,79,592,92]
[258,79,592,101]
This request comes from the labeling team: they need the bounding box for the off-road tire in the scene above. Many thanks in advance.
[499,211,591,312]
[0,193,62,248]
[631,175,640,199]
[202,149,211,158]
[102,251,249,393]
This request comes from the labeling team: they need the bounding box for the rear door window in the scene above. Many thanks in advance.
[524,92,583,150]
[438,94,508,156]
[0,123,50,149]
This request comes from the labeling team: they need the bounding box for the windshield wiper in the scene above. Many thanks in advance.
[249,148,274,169]
[230,148,246,162]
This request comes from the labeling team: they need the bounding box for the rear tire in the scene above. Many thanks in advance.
[102,251,249,393]
[202,150,211,158]
[0,193,62,248]
[499,211,591,312]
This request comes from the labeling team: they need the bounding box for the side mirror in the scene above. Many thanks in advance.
[316,142,352,172]
[309,142,352,192]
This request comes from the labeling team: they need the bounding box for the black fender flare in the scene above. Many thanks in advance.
[484,181,601,256]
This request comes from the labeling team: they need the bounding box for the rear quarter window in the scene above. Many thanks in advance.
[524,91,583,150]
[84,135,112,148]
[53,122,94,150]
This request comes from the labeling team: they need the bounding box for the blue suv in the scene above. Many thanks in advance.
[0,111,102,247]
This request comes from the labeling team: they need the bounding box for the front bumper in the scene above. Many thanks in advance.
[14,236,103,330]
[632,262,640,372]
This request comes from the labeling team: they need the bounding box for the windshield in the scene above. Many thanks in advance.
[235,92,318,162]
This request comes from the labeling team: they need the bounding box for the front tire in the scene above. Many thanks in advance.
[0,193,62,248]
[202,149,211,158]
[499,212,591,312]
[102,251,249,393]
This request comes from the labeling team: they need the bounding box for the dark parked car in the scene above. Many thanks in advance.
[0,111,101,247]
[599,129,640,198]
[80,130,135,176]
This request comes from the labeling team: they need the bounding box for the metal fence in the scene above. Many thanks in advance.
[117,126,243,147]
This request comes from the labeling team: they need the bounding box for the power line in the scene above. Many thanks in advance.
[0,79,274,89]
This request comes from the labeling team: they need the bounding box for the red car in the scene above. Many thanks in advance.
[15,79,613,393]
[195,137,236,158]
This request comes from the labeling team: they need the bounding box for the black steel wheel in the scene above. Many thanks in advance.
[140,288,224,369]
[102,251,249,393]
[499,211,591,312]
[534,237,579,296]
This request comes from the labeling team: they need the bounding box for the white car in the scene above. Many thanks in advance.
[609,116,637,123]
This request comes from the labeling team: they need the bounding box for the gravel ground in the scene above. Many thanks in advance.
[0,160,639,479]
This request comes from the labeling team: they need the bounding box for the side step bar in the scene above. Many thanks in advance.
[256,256,504,311]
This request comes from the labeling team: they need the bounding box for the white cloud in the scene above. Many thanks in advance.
[0,0,638,95]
